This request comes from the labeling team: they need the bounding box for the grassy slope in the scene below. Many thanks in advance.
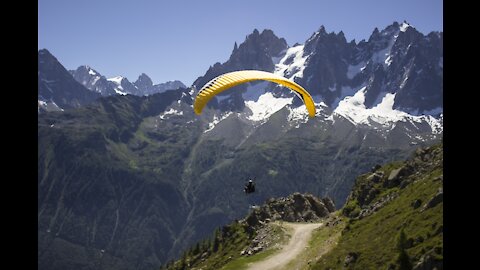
[313,144,443,269]
[163,222,291,270]
[163,143,443,270]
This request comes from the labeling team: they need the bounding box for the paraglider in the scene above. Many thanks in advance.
[193,70,316,117]
[244,178,258,209]
[244,179,256,194]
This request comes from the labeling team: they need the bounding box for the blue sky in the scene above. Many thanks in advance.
[38,0,443,86]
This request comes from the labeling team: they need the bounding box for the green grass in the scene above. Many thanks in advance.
[215,222,291,270]
[220,248,282,270]
[166,222,291,270]
[312,166,443,269]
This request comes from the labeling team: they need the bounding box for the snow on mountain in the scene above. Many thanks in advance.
[38,99,64,112]
[241,81,269,101]
[333,88,443,133]
[72,66,186,97]
[38,100,47,107]
[204,112,233,133]
[371,31,399,68]
[159,108,184,119]
[114,89,128,95]
[274,44,307,79]
[107,76,124,85]
[245,92,293,122]
[327,85,360,109]
[38,49,101,111]
[400,21,411,32]
[421,114,443,134]
[71,65,117,96]
[194,21,441,137]
[232,44,309,124]
[286,105,311,128]
[286,100,329,128]
[107,76,128,95]
[335,87,366,122]
[176,22,442,140]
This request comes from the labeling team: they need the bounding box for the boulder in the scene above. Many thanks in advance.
[244,193,334,226]
[387,167,403,184]
[414,236,424,244]
[305,195,329,218]
[252,246,263,253]
[413,251,443,270]
[367,172,383,183]
[322,197,336,213]
[411,199,422,209]
[344,252,359,266]
[422,188,443,211]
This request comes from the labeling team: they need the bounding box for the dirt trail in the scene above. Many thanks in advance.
[246,222,322,270]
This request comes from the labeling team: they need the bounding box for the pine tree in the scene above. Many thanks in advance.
[396,229,412,270]
[212,228,221,252]
[193,242,200,255]
[179,255,186,270]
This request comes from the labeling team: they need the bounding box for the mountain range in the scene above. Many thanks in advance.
[38,21,442,270]
[38,50,185,112]
[70,65,185,97]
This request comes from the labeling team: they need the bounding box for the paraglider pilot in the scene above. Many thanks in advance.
[244,179,255,194]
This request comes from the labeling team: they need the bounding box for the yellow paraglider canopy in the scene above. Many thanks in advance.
[193,70,316,117]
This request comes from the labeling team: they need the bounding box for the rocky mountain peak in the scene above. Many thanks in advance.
[38,49,101,112]
[192,28,288,95]
[232,41,238,53]
[235,28,288,61]
[70,65,117,96]
[38,48,60,68]
[38,48,53,59]
[78,65,96,74]
[190,21,442,122]
[304,25,349,54]
[73,65,99,79]
[337,30,346,41]
[369,27,380,41]
[318,25,327,35]
[134,73,154,92]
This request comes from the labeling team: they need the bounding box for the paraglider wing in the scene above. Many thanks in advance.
[193,70,316,117]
